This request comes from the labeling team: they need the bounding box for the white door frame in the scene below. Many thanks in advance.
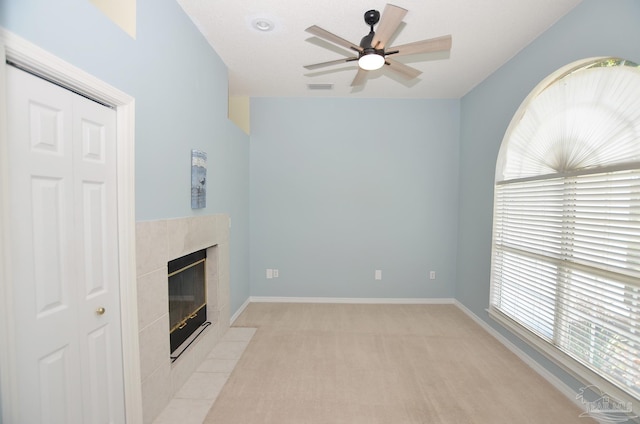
[0,29,142,424]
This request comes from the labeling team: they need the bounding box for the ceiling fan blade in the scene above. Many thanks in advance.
[371,4,408,50]
[385,58,422,80]
[389,35,452,57]
[306,25,363,53]
[304,57,358,70]
[351,68,368,87]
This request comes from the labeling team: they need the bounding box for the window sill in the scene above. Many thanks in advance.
[488,307,639,418]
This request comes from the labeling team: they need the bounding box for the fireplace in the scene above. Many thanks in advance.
[136,215,230,423]
[168,249,207,353]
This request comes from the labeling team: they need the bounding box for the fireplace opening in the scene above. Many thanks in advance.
[168,249,207,354]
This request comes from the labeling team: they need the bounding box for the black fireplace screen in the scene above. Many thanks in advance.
[168,249,207,353]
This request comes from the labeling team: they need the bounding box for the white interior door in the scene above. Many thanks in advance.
[6,65,125,424]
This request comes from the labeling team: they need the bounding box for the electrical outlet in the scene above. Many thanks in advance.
[273,269,279,278]
[429,271,436,280]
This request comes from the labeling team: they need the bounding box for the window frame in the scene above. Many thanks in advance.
[489,57,640,416]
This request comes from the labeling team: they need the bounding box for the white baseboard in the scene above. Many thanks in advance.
[229,297,454,325]
[230,297,251,325]
[248,296,455,305]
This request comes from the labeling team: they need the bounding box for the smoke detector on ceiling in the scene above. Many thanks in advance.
[251,18,274,32]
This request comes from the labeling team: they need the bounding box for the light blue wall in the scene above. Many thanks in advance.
[0,0,251,314]
[457,0,640,396]
[250,98,460,298]
[4,0,639,416]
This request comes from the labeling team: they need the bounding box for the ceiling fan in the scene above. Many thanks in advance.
[304,4,452,87]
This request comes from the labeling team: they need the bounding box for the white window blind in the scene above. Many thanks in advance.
[490,58,640,406]
[491,169,640,400]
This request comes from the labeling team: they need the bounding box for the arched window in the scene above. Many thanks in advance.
[489,57,640,407]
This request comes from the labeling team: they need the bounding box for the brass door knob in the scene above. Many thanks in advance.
[96,307,106,315]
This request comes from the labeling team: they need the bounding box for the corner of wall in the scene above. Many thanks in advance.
[228,96,250,135]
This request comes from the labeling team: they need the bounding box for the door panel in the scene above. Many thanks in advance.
[31,176,69,316]
[29,101,65,154]
[7,65,124,424]
[80,118,106,162]
[86,324,111,424]
[38,346,76,423]
[73,92,123,424]
[82,181,107,298]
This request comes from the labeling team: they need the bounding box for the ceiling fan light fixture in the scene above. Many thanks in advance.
[358,53,385,71]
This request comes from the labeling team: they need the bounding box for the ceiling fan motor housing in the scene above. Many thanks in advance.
[361,10,383,57]
[360,32,375,50]
[359,30,384,61]
[358,30,385,70]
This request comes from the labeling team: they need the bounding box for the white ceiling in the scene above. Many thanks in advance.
[176,0,583,99]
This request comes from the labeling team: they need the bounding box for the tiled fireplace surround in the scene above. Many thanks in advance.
[135,215,231,423]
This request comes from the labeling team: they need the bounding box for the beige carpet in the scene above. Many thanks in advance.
[204,303,594,423]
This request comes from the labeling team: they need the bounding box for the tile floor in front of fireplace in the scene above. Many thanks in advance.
[153,327,257,424]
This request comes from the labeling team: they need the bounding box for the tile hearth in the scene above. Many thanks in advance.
[153,327,256,424]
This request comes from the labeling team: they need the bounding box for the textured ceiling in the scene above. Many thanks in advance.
[176,0,583,98]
